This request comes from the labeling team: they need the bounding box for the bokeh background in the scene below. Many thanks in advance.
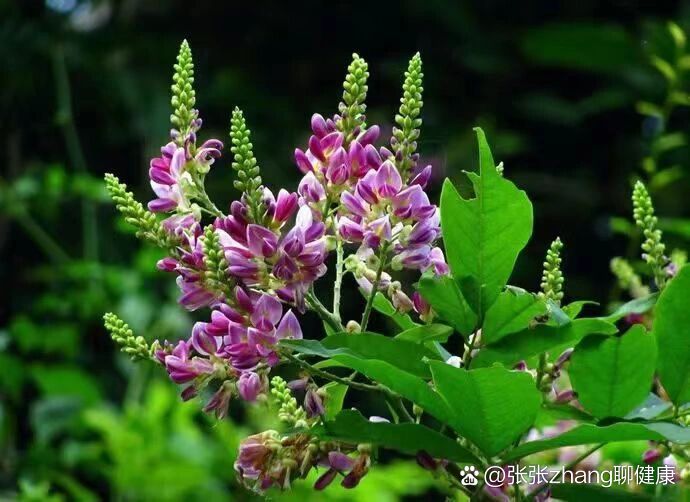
[2,0,690,500]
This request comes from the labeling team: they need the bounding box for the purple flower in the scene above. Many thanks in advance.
[238,371,263,401]
[148,144,194,213]
[304,388,325,417]
[337,160,446,274]
[218,205,327,309]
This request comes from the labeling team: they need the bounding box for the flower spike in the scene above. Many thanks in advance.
[170,40,198,143]
[539,237,564,305]
[202,225,233,296]
[104,173,177,248]
[610,257,650,298]
[392,52,424,179]
[632,181,667,289]
[103,313,152,361]
[337,53,369,141]
[230,107,264,223]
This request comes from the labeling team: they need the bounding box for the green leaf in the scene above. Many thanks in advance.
[429,363,541,457]
[30,365,102,405]
[395,324,453,343]
[482,290,547,345]
[368,291,419,331]
[569,325,657,418]
[323,383,348,420]
[314,410,479,463]
[625,393,672,420]
[655,265,690,405]
[504,421,690,462]
[283,342,452,424]
[440,128,533,318]
[473,318,617,368]
[282,333,440,377]
[562,300,598,319]
[602,293,658,322]
[417,276,477,336]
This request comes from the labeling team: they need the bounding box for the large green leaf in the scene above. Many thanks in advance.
[417,276,476,336]
[655,265,690,405]
[440,128,533,318]
[481,290,547,345]
[313,410,479,464]
[282,333,440,377]
[472,318,617,368]
[569,325,657,419]
[282,339,452,423]
[394,324,453,344]
[504,421,690,462]
[429,362,541,457]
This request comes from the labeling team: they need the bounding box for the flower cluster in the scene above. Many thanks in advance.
[234,431,371,491]
[104,42,450,495]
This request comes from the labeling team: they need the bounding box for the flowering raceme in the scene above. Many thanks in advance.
[103,41,453,493]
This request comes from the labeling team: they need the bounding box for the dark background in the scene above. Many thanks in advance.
[1,0,689,500]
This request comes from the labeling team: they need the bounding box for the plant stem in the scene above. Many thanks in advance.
[52,45,99,265]
[463,331,480,369]
[526,443,604,500]
[306,290,344,332]
[332,236,344,321]
[361,244,388,331]
[283,352,383,394]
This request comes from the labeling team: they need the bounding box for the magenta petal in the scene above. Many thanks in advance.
[246,224,279,257]
[320,131,344,155]
[191,322,219,355]
[309,135,326,162]
[274,189,298,223]
[364,144,382,169]
[294,148,314,174]
[375,162,402,196]
[410,165,432,188]
[358,125,380,146]
[276,309,302,340]
[238,371,262,401]
[149,166,176,185]
[328,451,355,471]
[341,191,368,217]
[250,294,282,328]
[148,198,177,212]
[311,113,328,138]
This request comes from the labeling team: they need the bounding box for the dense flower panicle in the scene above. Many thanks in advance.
[216,201,327,308]
[153,286,303,409]
[294,114,381,211]
[338,158,447,274]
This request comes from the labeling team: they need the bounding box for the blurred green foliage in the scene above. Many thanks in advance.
[1,0,690,500]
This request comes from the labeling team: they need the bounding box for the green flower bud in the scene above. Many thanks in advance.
[632,181,668,289]
[392,52,423,178]
[104,173,176,249]
[539,237,565,305]
[337,53,369,141]
[103,312,151,361]
[229,107,264,222]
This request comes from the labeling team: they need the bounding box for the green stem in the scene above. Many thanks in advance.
[283,352,383,394]
[306,290,344,332]
[361,244,388,331]
[463,331,480,369]
[332,236,344,321]
[52,44,99,265]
